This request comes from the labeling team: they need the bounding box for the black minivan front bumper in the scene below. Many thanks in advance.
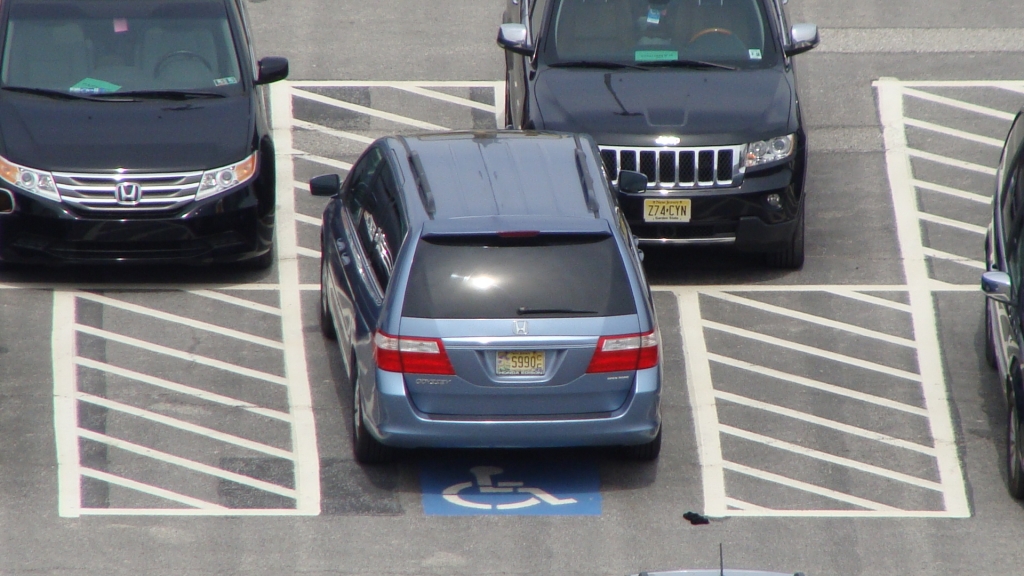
[0,183,273,265]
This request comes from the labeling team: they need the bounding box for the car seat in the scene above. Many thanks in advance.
[555,0,635,60]
[4,21,91,90]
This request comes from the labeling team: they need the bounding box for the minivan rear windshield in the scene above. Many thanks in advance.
[403,234,637,319]
[1,0,243,95]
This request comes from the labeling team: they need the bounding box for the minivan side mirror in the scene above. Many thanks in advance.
[255,57,289,85]
[618,170,649,194]
[497,23,535,56]
[785,23,820,57]
[310,174,341,197]
[983,270,1013,304]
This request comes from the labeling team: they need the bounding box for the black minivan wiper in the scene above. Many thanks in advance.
[1,86,120,101]
[118,90,227,100]
[548,60,648,71]
[517,306,598,315]
[638,59,737,71]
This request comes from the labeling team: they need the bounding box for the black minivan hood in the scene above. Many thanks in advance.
[534,68,794,147]
[0,93,252,172]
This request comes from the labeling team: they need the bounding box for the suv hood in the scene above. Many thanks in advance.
[534,68,794,147]
[0,93,252,172]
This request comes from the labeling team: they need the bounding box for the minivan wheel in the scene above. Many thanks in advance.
[766,202,805,270]
[319,260,336,340]
[985,302,997,370]
[1007,393,1024,499]
[352,378,395,464]
[620,428,662,461]
[245,243,275,270]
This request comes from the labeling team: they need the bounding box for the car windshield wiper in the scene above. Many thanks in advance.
[117,90,227,100]
[548,60,648,71]
[517,307,598,315]
[638,59,737,71]
[1,86,120,101]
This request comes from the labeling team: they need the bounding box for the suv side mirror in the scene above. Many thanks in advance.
[785,24,820,57]
[255,57,289,85]
[497,23,534,56]
[617,170,649,194]
[310,174,341,197]
[983,271,1013,304]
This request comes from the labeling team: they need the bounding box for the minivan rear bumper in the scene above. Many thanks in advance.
[364,366,662,448]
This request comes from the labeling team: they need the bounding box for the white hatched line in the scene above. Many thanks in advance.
[77,392,294,460]
[716,390,937,456]
[392,85,497,113]
[902,87,1017,121]
[293,150,352,171]
[187,289,281,316]
[75,357,291,422]
[80,468,226,510]
[294,213,322,227]
[709,353,928,416]
[707,292,915,347]
[79,508,307,516]
[78,429,296,499]
[292,87,448,131]
[893,81,1024,88]
[827,289,912,313]
[293,118,374,144]
[76,292,284,350]
[720,425,942,491]
[922,247,987,270]
[703,320,923,382]
[723,461,901,512]
[75,324,287,386]
[53,291,81,517]
[913,179,990,204]
[297,246,321,259]
[907,148,997,176]
[725,497,770,511]
[903,117,1004,147]
[667,285,914,294]
[723,509,973,518]
[289,80,501,88]
[999,85,1024,95]
[918,212,988,235]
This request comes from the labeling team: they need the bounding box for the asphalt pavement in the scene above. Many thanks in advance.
[1,1,1024,575]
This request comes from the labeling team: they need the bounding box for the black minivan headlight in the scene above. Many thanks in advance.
[0,155,59,201]
[196,152,259,201]
[744,134,796,170]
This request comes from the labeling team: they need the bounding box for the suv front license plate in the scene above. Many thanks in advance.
[644,198,691,222]
[496,351,545,376]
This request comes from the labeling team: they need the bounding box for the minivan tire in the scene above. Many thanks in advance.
[352,378,395,464]
[246,243,275,270]
[320,259,337,340]
[985,302,997,370]
[1008,391,1024,499]
[766,201,805,270]
[620,428,662,461]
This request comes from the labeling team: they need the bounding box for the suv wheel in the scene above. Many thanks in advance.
[319,259,337,340]
[985,302,997,370]
[620,428,662,461]
[352,378,395,464]
[1008,391,1024,499]
[766,201,805,270]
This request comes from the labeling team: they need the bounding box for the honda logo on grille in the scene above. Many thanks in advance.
[115,182,142,205]
[513,321,528,335]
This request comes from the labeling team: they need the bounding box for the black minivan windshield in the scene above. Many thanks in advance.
[403,234,638,319]
[0,0,244,96]
[542,0,779,69]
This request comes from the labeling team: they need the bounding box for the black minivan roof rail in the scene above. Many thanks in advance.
[573,135,599,218]
[398,138,436,219]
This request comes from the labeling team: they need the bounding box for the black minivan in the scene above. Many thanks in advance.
[0,0,287,266]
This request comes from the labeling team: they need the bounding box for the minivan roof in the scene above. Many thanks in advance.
[398,131,601,220]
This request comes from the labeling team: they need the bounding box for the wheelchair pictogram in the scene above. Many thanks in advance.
[442,466,579,510]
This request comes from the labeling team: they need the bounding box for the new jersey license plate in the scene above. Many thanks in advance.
[496,351,545,376]
[643,198,691,222]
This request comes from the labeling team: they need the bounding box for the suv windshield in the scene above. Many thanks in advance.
[542,0,779,69]
[403,234,638,319]
[1,0,243,95]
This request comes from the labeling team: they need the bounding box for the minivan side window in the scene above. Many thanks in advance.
[344,147,384,221]
[361,161,406,289]
[530,0,549,35]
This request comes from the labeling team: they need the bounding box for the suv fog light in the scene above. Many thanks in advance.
[766,193,782,209]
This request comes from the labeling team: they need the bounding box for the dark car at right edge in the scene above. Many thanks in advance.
[498,0,818,268]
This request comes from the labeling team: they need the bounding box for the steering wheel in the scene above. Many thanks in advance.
[154,50,214,77]
[689,28,734,43]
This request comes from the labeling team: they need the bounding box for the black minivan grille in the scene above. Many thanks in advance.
[54,171,204,213]
[600,145,744,189]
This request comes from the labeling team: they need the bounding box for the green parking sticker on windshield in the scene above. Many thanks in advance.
[69,78,121,94]
[635,50,678,62]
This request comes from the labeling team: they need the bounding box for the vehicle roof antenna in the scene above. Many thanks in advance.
[719,543,724,576]
[573,135,599,217]
[407,150,436,219]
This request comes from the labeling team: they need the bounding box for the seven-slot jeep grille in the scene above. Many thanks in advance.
[600,145,745,189]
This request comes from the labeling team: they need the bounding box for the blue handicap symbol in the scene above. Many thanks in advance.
[420,459,601,516]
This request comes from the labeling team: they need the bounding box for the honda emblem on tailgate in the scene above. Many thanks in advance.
[513,320,528,335]
[115,182,142,205]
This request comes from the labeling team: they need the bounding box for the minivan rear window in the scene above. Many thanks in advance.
[403,234,637,319]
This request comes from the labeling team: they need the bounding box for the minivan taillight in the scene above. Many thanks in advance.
[374,331,455,375]
[586,331,659,373]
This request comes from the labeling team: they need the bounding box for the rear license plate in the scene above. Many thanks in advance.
[496,351,545,376]
[643,198,691,222]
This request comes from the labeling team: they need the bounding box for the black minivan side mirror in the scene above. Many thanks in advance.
[310,174,341,197]
[255,57,289,85]
[497,23,535,56]
[784,23,820,57]
[983,270,1013,304]
[617,170,649,194]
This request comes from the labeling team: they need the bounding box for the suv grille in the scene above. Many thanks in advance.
[54,171,204,213]
[600,145,745,189]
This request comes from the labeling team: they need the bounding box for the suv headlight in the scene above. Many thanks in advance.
[196,152,258,201]
[744,134,796,169]
[0,155,59,201]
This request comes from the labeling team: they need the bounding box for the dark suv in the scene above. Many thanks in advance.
[0,0,288,266]
[312,131,662,463]
[498,0,818,268]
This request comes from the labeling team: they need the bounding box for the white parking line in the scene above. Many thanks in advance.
[297,247,321,259]
[292,87,448,131]
[294,213,322,227]
[902,87,1016,121]
[921,247,987,270]
[913,179,991,204]
[53,291,81,518]
[187,289,282,316]
[294,150,353,171]
[723,462,900,512]
[392,85,496,114]
[903,117,1004,147]
[825,289,913,313]
[80,468,227,510]
[907,148,997,176]
[918,212,988,235]
[293,118,375,145]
